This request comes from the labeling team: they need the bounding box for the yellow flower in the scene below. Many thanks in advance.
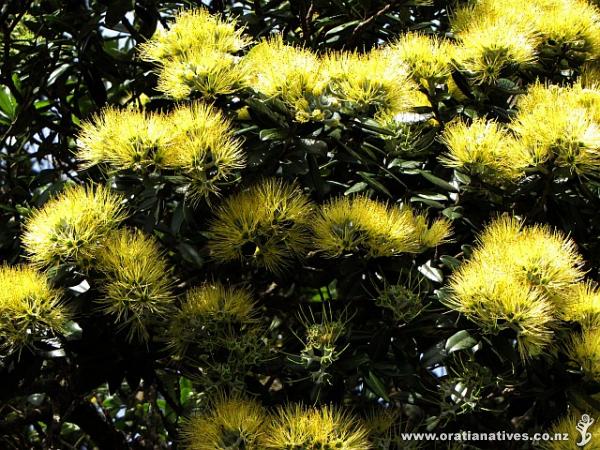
[243,36,328,121]
[209,179,314,272]
[440,118,533,184]
[181,393,266,450]
[390,32,456,83]
[540,410,600,450]
[0,265,70,353]
[77,107,172,171]
[559,281,600,328]
[139,8,250,63]
[96,228,174,342]
[156,50,248,99]
[567,328,600,381]
[444,216,586,358]
[513,82,600,176]
[454,21,537,84]
[23,184,126,269]
[312,196,450,258]
[325,49,418,115]
[165,103,245,201]
[264,404,370,449]
[168,282,256,357]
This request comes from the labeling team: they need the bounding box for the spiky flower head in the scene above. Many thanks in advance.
[312,196,450,258]
[96,228,174,342]
[208,179,313,273]
[264,404,370,450]
[375,274,425,324]
[168,282,256,358]
[390,32,456,83]
[324,49,418,115]
[140,9,249,99]
[559,281,600,328]
[181,393,266,450]
[454,21,537,84]
[243,36,328,122]
[567,328,600,381]
[164,103,245,201]
[540,410,600,450]
[0,265,70,354]
[444,216,586,358]
[513,82,600,176]
[77,107,172,171]
[23,184,126,269]
[440,118,533,184]
[156,50,248,99]
[139,9,250,63]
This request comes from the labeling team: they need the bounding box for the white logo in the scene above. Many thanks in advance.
[576,414,595,447]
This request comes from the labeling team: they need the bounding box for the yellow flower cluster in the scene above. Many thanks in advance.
[0,265,70,354]
[208,179,313,272]
[23,184,126,269]
[182,394,370,450]
[444,216,586,358]
[96,228,175,342]
[312,196,451,258]
[77,103,244,201]
[440,119,533,185]
[451,0,600,83]
[513,82,600,176]
[139,9,249,99]
[441,81,600,184]
[167,282,257,358]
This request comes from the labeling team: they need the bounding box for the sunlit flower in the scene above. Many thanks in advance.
[264,404,370,449]
[440,118,533,184]
[0,265,70,354]
[390,32,456,83]
[325,49,418,115]
[165,103,245,201]
[540,410,600,450]
[444,216,585,358]
[559,281,600,328]
[96,228,175,342]
[23,184,126,269]
[209,179,314,272]
[181,393,266,450]
[77,107,172,171]
[312,196,450,258]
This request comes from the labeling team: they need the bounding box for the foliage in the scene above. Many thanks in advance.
[2,0,600,449]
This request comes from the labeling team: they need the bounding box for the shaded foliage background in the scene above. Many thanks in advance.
[2,0,600,449]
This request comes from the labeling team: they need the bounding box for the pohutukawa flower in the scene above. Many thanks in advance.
[567,328,600,381]
[390,32,456,83]
[444,216,586,358]
[139,9,250,63]
[165,103,245,201]
[181,393,266,450]
[453,22,537,84]
[324,49,418,115]
[312,196,451,258]
[559,281,600,328]
[512,82,600,177]
[156,50,249,99]
[168,282,256,358]
[264,404,370,449]
[208,179,314,272]
[440,118,533,184]
[243,36,328,122]
[96,228,175,342]
[23,184,126,269]
[0,265,70,354]
[77,107,172,171]
[140,9,249,99]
